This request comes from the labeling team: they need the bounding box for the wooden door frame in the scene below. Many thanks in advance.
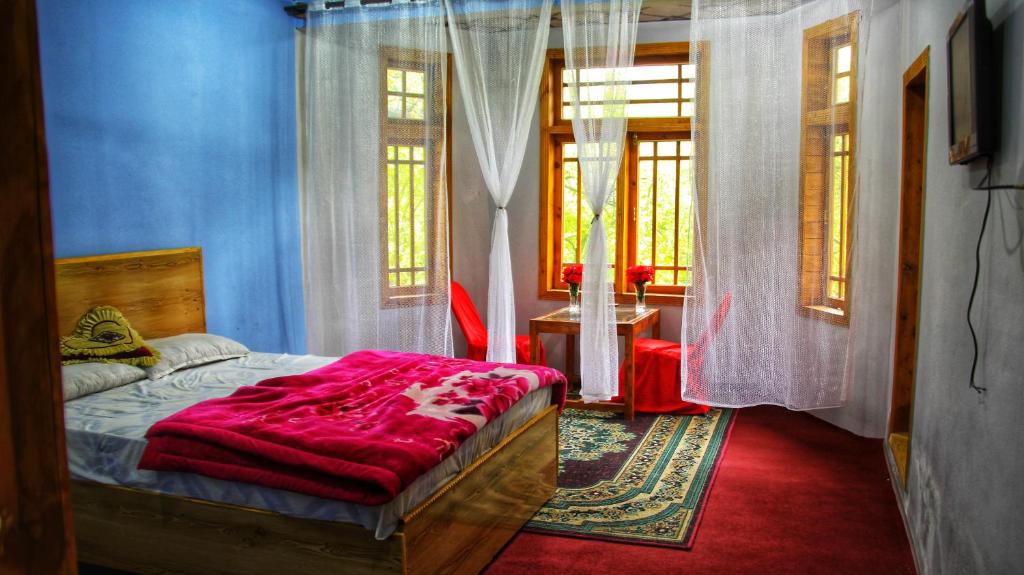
[0,0,77,571]
[888,47,930,489]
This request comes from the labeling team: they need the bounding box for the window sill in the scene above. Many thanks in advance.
[381,290,446,309]
[539,287,687,307]
[800,304,849,326]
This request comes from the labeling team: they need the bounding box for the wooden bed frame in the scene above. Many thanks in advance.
[56,247,558,575]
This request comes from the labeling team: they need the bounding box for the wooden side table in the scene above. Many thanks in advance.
[529,306,660,420]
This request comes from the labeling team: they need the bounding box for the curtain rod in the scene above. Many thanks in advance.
[286,0,440,18]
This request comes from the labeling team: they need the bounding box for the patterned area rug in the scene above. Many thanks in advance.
[524,407,735,549]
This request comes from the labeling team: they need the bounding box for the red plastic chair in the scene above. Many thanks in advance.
[614,293,732,414]
[450,281,546,366]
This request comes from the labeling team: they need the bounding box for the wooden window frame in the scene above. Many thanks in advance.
[626,132,696,297]
[798,14,858,325]
[379,48,453,308]
[538,42,709,306]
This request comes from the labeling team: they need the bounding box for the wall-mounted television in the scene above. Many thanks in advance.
[947,0,996,165]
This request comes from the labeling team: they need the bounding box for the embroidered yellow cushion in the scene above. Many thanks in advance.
[60,306,161,367]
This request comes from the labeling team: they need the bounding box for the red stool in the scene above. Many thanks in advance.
[614,293,732,414]
[450,281,546,365]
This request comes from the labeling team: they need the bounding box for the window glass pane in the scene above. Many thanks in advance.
[387,164,397,272]
[681,102,696,117]
[681,81,696,100]
[638,141,655,157]
[836,45,852,74]
[678,158,693,282]
[577,194,616,271]
[406,96,425,120]
[626,102,678,118]
[830,155,844,278]
[623,65,677,81]
[655,270,675,285]
[681,64,696,79]
[564,142,578,159]
[637,159,654,265]
[656,141,677,156]
[626,82,679,101]
[413,162,426,274]
[564,85,616,103]
[655,159,678,267]
[834,76,850,104]
[388,95,404,118]
[579,197,595,257]
[562,156,580,264]
[398,163,411,274]
[679,140,694,156]
[387,69,404,93]
[829,279,841,299]
[563,104,609,119]
[406,71,425,95]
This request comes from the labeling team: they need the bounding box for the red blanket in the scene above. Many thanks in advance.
[138,350,566,506]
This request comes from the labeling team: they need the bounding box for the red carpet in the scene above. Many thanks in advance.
[485,406,916,575]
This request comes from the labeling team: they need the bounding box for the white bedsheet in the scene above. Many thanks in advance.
[63,352,552,539]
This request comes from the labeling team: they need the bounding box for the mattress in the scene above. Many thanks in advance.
[63,352,553,539]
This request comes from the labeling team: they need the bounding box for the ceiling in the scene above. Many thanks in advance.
[550,1,693,26]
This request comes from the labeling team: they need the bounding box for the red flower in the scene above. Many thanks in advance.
[562,264,583,286]
[627,265,654,285]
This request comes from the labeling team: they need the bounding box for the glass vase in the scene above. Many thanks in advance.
[634,284,646,314]
[568,284,580,317]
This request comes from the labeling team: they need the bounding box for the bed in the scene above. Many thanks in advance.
[58,247,559,575]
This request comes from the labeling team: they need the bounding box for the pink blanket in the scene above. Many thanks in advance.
[138,350,566,506]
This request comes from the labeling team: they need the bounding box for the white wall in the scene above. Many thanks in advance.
[452,9,904,431]
[450,7,1024,569]
[891,1,1024,573]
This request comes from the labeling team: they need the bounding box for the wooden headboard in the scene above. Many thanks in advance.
[54,247,206,338]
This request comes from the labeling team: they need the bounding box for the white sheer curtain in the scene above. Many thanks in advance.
[443,0,553,363]
[561,0,641,401]
[302,1,452,358]
[683,0,872,409]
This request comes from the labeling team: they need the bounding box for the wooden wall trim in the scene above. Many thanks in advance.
[888,46,930,489]
[0,0,77,571]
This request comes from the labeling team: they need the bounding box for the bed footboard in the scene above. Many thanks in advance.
[71,405,558,575]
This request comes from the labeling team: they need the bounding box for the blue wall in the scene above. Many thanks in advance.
[37,0,305,353]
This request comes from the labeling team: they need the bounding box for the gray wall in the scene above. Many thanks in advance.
[892,0,1024,573]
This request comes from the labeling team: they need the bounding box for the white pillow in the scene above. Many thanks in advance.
[145,333,250,380]
[62,362,147,401]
